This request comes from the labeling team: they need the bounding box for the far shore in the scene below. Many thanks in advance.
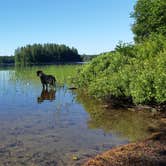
[0,61,87,67]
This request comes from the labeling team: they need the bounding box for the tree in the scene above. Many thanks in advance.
[131,0,166,42]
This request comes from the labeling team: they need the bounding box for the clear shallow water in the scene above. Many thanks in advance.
[0,66,157,166]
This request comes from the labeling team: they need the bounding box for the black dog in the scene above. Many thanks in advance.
[37,70,56,89]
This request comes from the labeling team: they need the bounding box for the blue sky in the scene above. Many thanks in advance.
[0,0,137,55]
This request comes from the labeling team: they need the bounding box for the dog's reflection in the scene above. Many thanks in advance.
[37,88,56,103]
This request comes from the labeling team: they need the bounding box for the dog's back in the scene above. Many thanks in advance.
[48,75,56,86]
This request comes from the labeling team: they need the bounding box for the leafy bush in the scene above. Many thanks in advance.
[128,34,166,103]
[73,34,166,104]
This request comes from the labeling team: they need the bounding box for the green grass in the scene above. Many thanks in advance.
[14,65,79,86]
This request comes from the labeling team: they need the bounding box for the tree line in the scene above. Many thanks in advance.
[81,54,99,62]
[0,56,14,64]
[14,43,82,65]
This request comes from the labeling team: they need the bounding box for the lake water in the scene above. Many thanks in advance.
[0,65,157,166]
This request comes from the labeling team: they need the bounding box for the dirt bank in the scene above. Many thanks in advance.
[83,114,166,166]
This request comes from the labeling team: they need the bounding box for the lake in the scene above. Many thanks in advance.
[0,65,157,166]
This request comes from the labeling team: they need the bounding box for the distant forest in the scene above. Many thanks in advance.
[14,44,82,65]
[81,54,99,61]
[0,44,100,65]
[0,56,14,64]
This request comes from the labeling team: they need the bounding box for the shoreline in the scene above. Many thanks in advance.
[83,112,166,166]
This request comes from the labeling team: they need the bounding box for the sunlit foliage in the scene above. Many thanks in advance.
[73,34,166,104]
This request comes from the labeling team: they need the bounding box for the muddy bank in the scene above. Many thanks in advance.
[83,114,166,166]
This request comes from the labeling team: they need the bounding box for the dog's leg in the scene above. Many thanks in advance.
[46,83,48,89]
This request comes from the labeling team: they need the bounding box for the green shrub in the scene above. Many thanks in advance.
[128,34,166,103]
[73,34,166,105]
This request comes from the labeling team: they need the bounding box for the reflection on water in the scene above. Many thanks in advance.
[76,91,158,142]
[0,66,157,166]
[37,88,56,103]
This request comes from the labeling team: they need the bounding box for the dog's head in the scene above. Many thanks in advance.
[36,70,43,77]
